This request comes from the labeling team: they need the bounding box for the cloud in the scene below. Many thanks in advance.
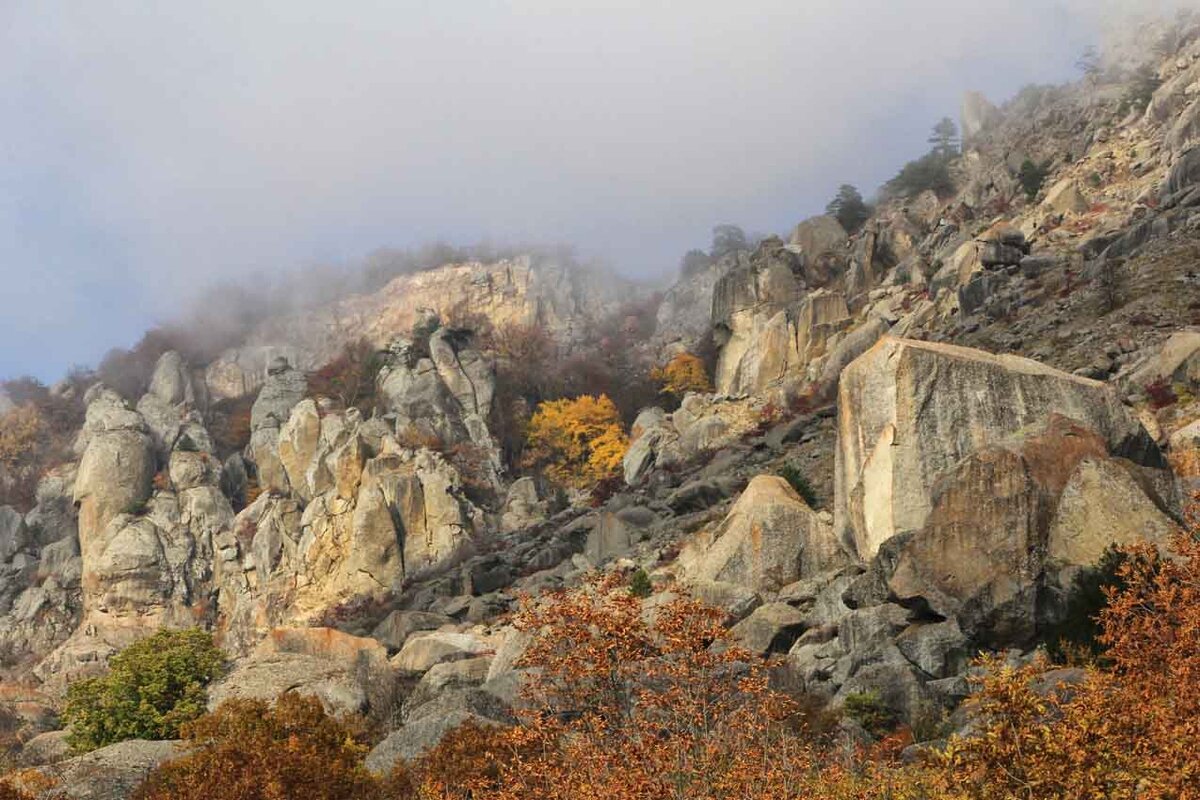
[0,0,1194,379]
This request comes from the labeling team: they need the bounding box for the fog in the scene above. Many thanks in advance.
[0,0,1194,380]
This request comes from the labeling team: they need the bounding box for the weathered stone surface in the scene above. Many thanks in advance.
[147,350,196,407]
[207,650,374,716]
[1042,179,1089,214]
[836,337,1161,561]
[682,476,851,593]
[372,610,454,652]
[728,602,807,654]
[392,631,491,673]
[27,739,182,800]
[366,711,497,774]
[789,215,849,286]
[248,358,307,494]
[1125,330,1200,389]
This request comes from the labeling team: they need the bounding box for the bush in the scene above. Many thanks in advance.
[627,568,652,598]
[522,395,628,489]
[778,464,819,508]
[1017,158,1051,201]
[131,694,379,800]
[650,353,712,402]
[307,339,383,414]
[63,629,226,753]
[842,691,898,738]
[710,224,748,260]
[885,151,955,199]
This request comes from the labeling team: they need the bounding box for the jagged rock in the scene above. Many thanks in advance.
[961,91,1000,143]
[18,729,71,767]
[500,477,550,532]
[0,505,29,561]
[372,610,454,653]
[654,258,732,346]
[728,602,806,654]
[248,358,307,494]
[1125,330,1200,389]
[836,337,1162,560]
[1042,179,1089,214]
[957,272,1006,316]
[838,604,910,664]
[73,392,155,546]
[895,619,970,679]
[22,739,182,800]
[789,215,849,286]
[392,631,491,673]
[147,351,196,407]
[682,476,851,593]
[277,398,322,501]
[366,710,499,774]
[687,580,762,625]
[403,655,492,717]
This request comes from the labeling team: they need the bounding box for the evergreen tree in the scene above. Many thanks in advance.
[825,184,871,233]
[927,117,960,158]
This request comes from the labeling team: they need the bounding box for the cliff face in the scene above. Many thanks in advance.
[205,256,641,400]
[8,17,1200,794]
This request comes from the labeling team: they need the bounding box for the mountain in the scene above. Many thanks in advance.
[5,14,1200,797]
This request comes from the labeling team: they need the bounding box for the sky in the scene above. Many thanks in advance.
[0,0,1194,381]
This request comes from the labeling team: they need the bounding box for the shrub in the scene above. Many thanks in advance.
[522,395,628,489]
[710,224,748,260]
[307,339,383,414]
[842,691,898,739]
[627,568,652,598]
[63,629,226,753]
[779,464,819,508]
[1017,158,1051,201]
[678,249,713,278]
[207,395,254,458]
[650,353,712,401]
[1145,378,1177,410]
[131,694,378,800]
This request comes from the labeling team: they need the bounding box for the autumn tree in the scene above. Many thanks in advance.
[0,405,42,471]
[650,353,712,401]
[132,694,381,800]
[936,529,1200,799]
[522,395,628,488]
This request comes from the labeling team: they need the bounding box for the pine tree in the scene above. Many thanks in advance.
[825,184,871,233]
[927,117,960,158]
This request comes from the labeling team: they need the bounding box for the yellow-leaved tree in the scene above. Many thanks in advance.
[650,353,711,399]
[522,395,628,488]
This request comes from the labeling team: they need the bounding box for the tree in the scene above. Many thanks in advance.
[650,353,712,400]
[678,249,713,278]
[1017,158,1051,201]
[63,629,226,753]
[825,184,871,233]
[1076,45,1102,85]
[0,405,43,470]
[522,395,628,488]
[927,117,960,158]
[131,694,381,800]
[885,151,955,199]
[710,224,748,260]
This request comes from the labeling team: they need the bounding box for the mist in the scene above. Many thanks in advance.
[0,0,1194,381]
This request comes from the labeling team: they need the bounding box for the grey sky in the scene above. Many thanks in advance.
[0,1,1191,380]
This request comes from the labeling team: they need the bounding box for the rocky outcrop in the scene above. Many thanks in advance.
[788,216,848,286]
[680,476,850,593]
[248,357,307,494]
[835,337,1172,646]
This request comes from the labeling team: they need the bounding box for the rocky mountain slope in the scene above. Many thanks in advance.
[6,16,1200,797]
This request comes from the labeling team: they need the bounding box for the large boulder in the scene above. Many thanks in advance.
[73,391,155,548]
[836,338,1171,646]
[836,337,1163,560]
[682,475,851,593]
[788,215,849,286]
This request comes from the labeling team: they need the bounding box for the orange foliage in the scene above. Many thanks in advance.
[307,339,383,414]
[132,694,381,800]
[523,395,628,488]
[936,528,1200,799]
[650,353,712,399]
[0,405,43,470]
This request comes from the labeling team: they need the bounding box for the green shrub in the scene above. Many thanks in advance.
[628,568,653,599]
[842,691,897,738]
[63,628,226,753]
[779,464,819,508]
[1017,158,1051,201]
